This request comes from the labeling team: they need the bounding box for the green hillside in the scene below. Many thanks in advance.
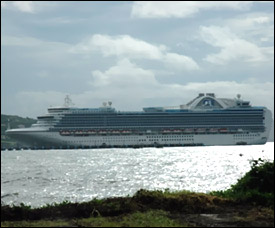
[1,114,37,148]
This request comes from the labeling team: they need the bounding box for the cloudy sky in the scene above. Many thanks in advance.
[1,1,274,119]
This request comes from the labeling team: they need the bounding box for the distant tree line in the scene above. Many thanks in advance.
[1,114,36,147]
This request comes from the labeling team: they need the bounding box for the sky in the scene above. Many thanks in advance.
[1,1,274,120]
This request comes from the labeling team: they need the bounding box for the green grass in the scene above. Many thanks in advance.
[1,210,188,227]
[76,210,187,227]
[1,219,71,227]
[1,189,229,222]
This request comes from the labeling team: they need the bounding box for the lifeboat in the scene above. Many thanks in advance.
[112,130,120,134]
[60,131,71,136]
[173,129,181,133]
[122,130,131,134]
[75,131,84,135]
[209,128,218,133]
[219,128,228,133]
[162,129,171,133]
[237,128,244,132]
[99,131,107,134]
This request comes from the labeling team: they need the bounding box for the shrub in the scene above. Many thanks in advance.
[211,159,274,208]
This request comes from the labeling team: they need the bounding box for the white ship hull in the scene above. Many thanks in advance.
[8,130,269,148]
[5,94,273,149]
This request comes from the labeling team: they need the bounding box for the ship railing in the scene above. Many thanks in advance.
[58,127,255,137]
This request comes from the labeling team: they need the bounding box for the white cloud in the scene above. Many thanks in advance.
[94,34,165,59]
[1,1,55,13]
[226,13,274,41]
[1,1,36,13]
[164,53,199,71]
[71,34,199,71]
[200,26,271,64]
[71,34,166,60]
[91,58,158,87]
[131,1,253,18]
[12,1,34,13]
[2,34,199,74]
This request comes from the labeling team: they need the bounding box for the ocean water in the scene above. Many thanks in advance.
[1,142,274,208]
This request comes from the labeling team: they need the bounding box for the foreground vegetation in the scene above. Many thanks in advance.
[1,159,274,227]
[211,158,274,208]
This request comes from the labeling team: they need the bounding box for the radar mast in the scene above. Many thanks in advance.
[64,95,74,107]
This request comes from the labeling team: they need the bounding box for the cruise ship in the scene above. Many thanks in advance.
[6,93,273,149]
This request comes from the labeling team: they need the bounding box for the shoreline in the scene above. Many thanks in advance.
[1,189,274,227]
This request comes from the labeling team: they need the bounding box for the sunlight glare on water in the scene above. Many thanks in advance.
[1,142,274,208]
